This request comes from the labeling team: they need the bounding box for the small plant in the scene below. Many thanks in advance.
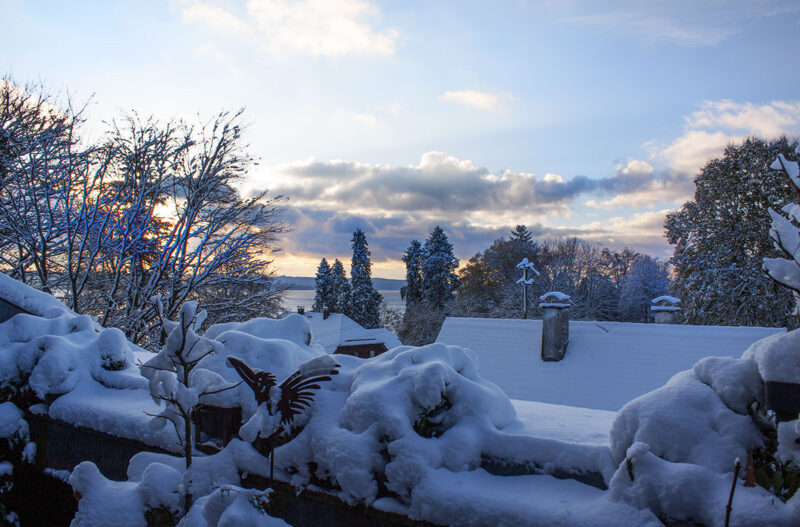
[748,402,800,501]
[413,390,452,439]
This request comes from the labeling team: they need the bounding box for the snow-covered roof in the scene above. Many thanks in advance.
[436,317,785,411]
[301,312,402,354]
[651,295,680,304]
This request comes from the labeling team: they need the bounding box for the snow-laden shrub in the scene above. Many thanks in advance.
[610,360,764,471]
[0,312,140,402]
[275,343,516,504]
[71,443,280,527]
[71,461,183,527]
[609,329,800,525]
[179,486,288,527]
[609,442,798,527]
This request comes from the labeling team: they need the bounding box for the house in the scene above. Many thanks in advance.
[301,311,402,358]
[436,316,784,411]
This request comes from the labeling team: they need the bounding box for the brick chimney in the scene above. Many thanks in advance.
[539,292,570,361]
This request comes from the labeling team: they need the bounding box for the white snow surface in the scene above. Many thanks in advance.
[539,291,571,302]
[410,468,661,526]
[4,275,799,526]
[507,400,615,446]
[606,331,800,525]
[0,272,72,319]
[180,486,288,527]
[742,327,800,383]
[0,402,27,441]
[609,442,800,527]
[437,317,784,410]
[71,461,183,527]
[651,295,680,304]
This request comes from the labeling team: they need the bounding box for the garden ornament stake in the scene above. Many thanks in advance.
[227,356,339,485]
[516,258,540,319]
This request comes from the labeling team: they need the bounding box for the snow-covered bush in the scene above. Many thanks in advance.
[70,442,283,527]
[71,461,184,526]
[275,343,516,504]
[608,329,800,525]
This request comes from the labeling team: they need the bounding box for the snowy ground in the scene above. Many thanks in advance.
[1,274,799,526]
[508,400,615,446]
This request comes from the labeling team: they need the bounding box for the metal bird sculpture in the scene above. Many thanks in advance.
[227,356,338,483]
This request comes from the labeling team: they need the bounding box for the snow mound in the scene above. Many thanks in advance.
[275,343,517,504]
[0,402,27,444]
[71,461,183,527]
[196,316,327,415]
[742,328,800,383]
[0,273,72,319]
[610,367,763,473]
[609,442,798,527]
[180,486,288,527]
[0,311,142,400]
[608,330,800,524]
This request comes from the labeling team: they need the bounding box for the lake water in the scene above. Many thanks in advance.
[282,289,404,312]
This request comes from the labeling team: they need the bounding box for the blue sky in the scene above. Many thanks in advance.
[3,0,800,277]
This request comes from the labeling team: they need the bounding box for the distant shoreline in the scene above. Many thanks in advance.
[275,275,404,291]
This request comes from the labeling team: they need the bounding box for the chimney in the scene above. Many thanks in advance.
[297,306,305,315]
[539,292,570,362]
[323,305,330,319]
[650,296,680,324]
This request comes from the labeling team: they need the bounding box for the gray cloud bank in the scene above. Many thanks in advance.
[254,151,682,263]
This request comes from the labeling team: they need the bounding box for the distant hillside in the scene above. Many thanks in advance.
[276,276,405,290]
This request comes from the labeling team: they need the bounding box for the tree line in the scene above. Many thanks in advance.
[0,79,285,345]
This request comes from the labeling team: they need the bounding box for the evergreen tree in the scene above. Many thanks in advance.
[312,258,332,312]
[510,224,533,244]
[665,137,798,327]
[347,229,383,328]
[401,240,423,305]
[328,259,350,313]
[421,226,459,309]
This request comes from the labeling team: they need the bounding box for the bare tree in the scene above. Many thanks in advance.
[0,79,287,345]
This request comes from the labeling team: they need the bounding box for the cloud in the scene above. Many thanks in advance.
[586,159,692,209]
[655,99,800,175]
[564,11,733,47]
[562,3,800,47]
[440,90,500,111]
[180,0,397,57]
[182,3,250,34]
[352,112,378,125]
[250,149,686,275]
[585,99,800,210]
[257,151,624,220]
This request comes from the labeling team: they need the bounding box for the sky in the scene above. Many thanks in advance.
[3,0,800,278]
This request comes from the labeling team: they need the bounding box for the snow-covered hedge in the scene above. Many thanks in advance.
[608,328,800,526]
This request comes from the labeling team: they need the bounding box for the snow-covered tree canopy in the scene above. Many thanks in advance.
[346,229,382,329]
[421,226,459,309]
[312,258,332,312]
[401,239,423,305]
[763,148,800,320]
[665,137,799,327]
